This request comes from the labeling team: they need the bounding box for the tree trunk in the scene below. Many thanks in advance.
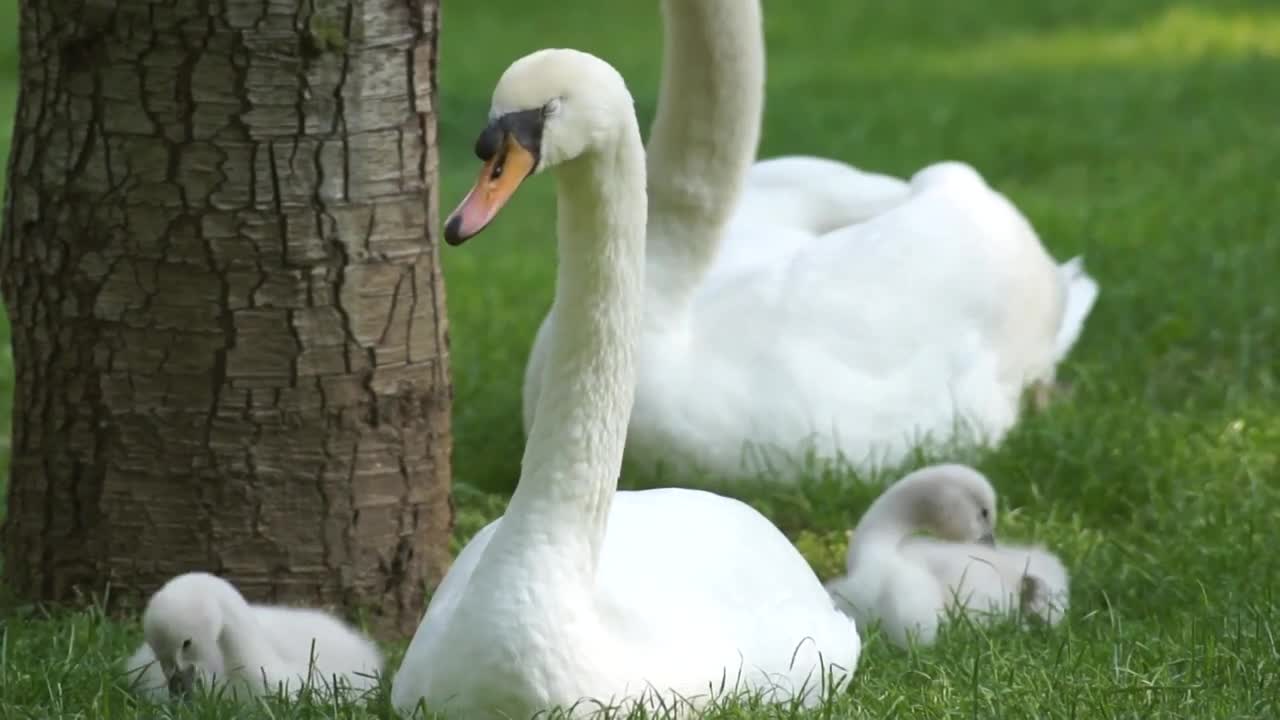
[0,0,451,637]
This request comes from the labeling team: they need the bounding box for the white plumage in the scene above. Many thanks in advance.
[522,0,1100,481]
[124,572,383,702]
[392,49,860,719]
[826,464,1070,647]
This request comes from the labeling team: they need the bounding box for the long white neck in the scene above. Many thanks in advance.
[499,118,647,581]
[211,587,278,677]
[644,0,764,319]
[846,491,915,572]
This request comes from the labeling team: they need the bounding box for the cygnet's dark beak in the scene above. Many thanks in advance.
[976,532,997,547]
[167,664,196,699]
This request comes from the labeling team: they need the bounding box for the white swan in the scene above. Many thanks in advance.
[391,49,860,719]
[124,572,383,701]
[522,0,1100,481]
[825,464,1070,647]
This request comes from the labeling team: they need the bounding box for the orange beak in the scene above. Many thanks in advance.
[444,135,537,245]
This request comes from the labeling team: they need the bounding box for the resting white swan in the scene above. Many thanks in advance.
[522,0,1100,481]
[391,49,860,719]
[124,573,382,701]
[825,465,1070,647]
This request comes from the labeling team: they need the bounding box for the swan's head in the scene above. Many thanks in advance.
[444,48,634,245]
[140,573,229,698]
[895,464,998,545]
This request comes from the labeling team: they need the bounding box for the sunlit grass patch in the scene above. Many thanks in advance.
[920,6,1280,75]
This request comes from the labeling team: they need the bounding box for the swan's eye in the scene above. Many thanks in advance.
[491,160,505,180]
[182,639,192,650]
[979,508,990,520]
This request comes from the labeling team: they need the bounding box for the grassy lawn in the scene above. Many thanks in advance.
[3,0,1280,717]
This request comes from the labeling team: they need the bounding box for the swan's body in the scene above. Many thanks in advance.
[124,573,382,701]
[825,465,1070,647]
[392,49,859,719]
[398,490,860,716]
[522,0,1100,481]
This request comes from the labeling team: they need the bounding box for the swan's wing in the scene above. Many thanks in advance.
[905,536,1070,609]
[248,606,384,690]
[904,539,1070,626]
[391,519,503,708]
[594,489,861,702]
[705,162,1065,389]
[650,165,1062,468]
[710,164,1048,331]
[736,155,912,235]
[705,157,911,287]
[899,539,1018,613]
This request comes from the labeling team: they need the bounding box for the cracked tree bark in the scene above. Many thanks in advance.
[0,0,451,636]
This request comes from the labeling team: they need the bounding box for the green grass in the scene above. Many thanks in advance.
[3,0,1280,717]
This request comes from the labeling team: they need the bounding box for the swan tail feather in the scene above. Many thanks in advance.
[1053,256,1099,362]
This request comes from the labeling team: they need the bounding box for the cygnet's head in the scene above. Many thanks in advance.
[444,48,635,245]
[888,464,999,545]
[140,572,231,697]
